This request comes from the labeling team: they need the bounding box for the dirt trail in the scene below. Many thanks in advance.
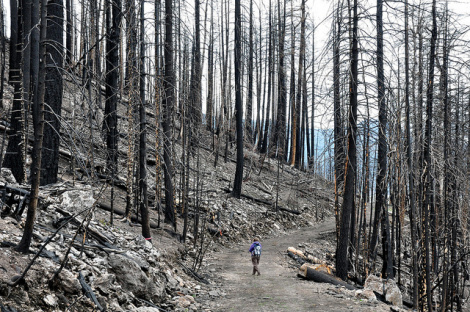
[205,218,392,312]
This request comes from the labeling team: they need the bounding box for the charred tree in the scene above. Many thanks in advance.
[273,0,287,160]
[189,0,201,150]
[404,0,418,307]
[40,0,64,186]
[163,0,175,228]
[421,0,437,310]
[371,0,393,279]
[15,0,47,253]
[232,0,243,198]
[103,0,121,177]
[246,0,253,143]
[3,0,25,182]
[260,0,273,155]
[333,1,344,242]
[138,0,151,241]
[336,0,358,281]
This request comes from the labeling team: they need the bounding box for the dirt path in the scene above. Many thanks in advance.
[204,218,392,312]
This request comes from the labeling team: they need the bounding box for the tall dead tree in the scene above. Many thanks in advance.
[333,0,344,241]
[65,0,72,66]
[309,24,315,170]
[189,0,201,150]
[288,6,296,167]
[3,0,24,182]
[124,0,137,221]
[370,0,393,278]
[104,0,121,225]
[206,2,214,133]
[163,0,176,228]
[41,0,63,185]
[404,0,418,307]
[15,0,47,253]
[421,0,437,309]
[260,0,273,155]
[246,0,253,143]
[296,0,306,169]
[139,0,151,241]
[336,0,358,281]
[273,0,287,160]
[232,0,244,198]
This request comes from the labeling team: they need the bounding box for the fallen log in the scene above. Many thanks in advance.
[287,251,306,266]
[223,188,301,215]
[78,272,104,311]
[97,202,160,229]
[55,207,115,246]
[287,247,325,264]
[278,207,301,215]
[298,266,357,290]
[177,261,210,285]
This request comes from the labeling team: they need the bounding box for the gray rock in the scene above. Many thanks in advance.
[209,290,220,297]
[364,275,384,294]
[0,168,17,185]
[133,308,161,312]
[364,275,402,307]
[108,254,164,302]
[93,273,116,294]
[60,189,95,212]
[165,270,179,289]
[355,289,376,301]
[58,269,81,294]
[43,294,58,307]
[173,295,194,308]
[384,279,403,307]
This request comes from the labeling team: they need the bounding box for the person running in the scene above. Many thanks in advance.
[249,237,262,275]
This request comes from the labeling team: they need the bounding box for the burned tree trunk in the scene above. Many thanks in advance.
[41,0,64,186]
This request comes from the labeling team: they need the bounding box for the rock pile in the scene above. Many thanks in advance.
[0,185,213,311]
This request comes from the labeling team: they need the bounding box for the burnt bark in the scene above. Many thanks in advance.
[41,0,64,186]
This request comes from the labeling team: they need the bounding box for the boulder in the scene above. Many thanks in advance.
[364,275,383,293]
[384,279,403,307]
[108,254,164,302]
[58,269,81,294]
[60,189,95,212]
[355,289,376,301]
[364,275,402,307]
